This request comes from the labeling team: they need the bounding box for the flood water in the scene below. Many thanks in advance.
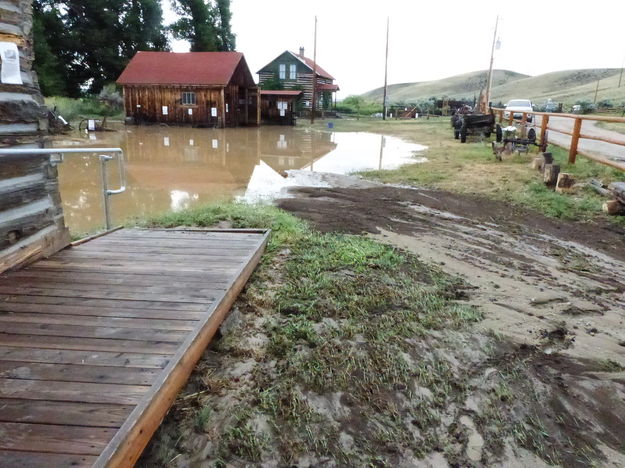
[51,126,426,234]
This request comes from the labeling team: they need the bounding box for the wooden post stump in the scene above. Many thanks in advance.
[602,200,625,216]
[531,156,545,171]
[543,164,560,187]
[556,173,576,193]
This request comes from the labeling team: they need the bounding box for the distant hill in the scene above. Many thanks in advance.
[361,69,625,106]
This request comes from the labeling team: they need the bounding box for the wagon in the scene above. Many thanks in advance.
[451,112,496,143]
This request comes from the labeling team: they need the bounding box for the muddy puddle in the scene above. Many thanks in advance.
[50,126,426,234]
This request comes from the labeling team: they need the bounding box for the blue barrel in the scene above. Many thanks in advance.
[327,122,334,129]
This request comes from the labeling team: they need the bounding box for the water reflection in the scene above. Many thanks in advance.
[52,126,425,234]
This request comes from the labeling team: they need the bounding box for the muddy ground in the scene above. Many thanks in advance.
[140,183,625,468]
[276,185,625,466]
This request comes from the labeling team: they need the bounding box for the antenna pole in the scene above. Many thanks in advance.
[382,17,390,120]
[311,16,318,124]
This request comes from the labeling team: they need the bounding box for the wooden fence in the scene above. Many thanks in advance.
[491,108,625,171]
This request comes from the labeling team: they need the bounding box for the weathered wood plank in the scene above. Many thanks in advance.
[0,334,180,354]
[0,399,132,427]
[0,451,96,468]
[2,269,232,287]
[0,361,160,386]
[0,422,115,455]
[0,322,187,343]
[0,346,170,368]
[0,378,148,404]
[0,312,197,331]
[0,301,205,320]
[0,293,211,311]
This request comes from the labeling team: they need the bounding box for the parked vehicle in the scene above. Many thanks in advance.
[504,99,534,122]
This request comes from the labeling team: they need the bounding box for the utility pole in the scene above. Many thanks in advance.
[619,53,624,87]
[382,17,390,120]
[311,16,318,124]
[594,78,600,103]
[485,15,499,111]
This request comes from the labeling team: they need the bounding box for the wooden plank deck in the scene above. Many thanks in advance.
[0,228,269,467]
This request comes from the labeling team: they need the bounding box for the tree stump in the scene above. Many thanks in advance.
[602,200,625,216]
[608,182,625,204]
[542,152,553,165]
[531,156,545,171]
[543,164,560,187]
[556,173,576,193]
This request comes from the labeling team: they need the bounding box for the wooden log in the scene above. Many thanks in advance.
[543,164,560,187]
[556,173,576,193]
[531,156,545,171]
[608,182,625,204]
[542,152,553,164]
[602,200,625,216]
[589,179,611,197]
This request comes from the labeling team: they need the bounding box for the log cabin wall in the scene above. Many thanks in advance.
[0,153,70,273]
[0,0,48,143]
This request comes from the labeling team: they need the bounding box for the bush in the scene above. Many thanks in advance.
[335,95,382,116]
[572,100,596,114]
[46,94,124,122]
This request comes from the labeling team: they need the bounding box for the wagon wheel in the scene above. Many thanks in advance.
[495,124,503,143]
[527,128,536,143]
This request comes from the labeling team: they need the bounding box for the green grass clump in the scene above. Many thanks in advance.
[45,96,124,122]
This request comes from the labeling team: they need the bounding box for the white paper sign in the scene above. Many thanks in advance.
[162,106,168,115]
[280,109,285,117]
[226,104,229,113]
[212,139,218,149]
[163,137,170,146]
[211,107,217,117]
[87,119,95,131]
[0,42,22,84]
[189,139,194,146]
[188,108,193,115]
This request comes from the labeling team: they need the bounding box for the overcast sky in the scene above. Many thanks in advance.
[163,0,625,97]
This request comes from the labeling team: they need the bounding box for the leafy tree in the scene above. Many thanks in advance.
[33,0,169,95]
[170,0,235,52]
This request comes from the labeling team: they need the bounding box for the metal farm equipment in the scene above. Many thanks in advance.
[451,111,496,143]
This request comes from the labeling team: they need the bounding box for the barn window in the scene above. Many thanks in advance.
[289,64,297,79]
[182,92,196,105]
[279,64,286,80]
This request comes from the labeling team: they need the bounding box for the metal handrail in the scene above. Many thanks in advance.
[0,147,126,229]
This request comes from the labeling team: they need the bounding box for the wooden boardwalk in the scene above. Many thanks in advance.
[0,228,269,467]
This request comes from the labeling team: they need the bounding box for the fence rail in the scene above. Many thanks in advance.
[491,108,625,171]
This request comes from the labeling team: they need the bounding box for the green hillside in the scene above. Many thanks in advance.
[362,69,625,106]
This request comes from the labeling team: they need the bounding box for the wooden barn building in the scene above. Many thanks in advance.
[257,48,339,116]
[117,52,260,128]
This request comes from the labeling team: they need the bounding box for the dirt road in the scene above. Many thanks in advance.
[535,115,625,166]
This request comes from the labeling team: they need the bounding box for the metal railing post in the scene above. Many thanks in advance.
[99,155,113,230]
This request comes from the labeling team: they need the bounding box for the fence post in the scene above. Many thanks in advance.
[521,112,527,138]
[498,110,503,123]
[569,117,582,164]
[540,115,549,139]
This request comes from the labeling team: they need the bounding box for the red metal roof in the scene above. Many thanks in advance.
[291,52,334,80]
[317,83,340,91]
[117,51,246,86]
[260,90,302,96]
